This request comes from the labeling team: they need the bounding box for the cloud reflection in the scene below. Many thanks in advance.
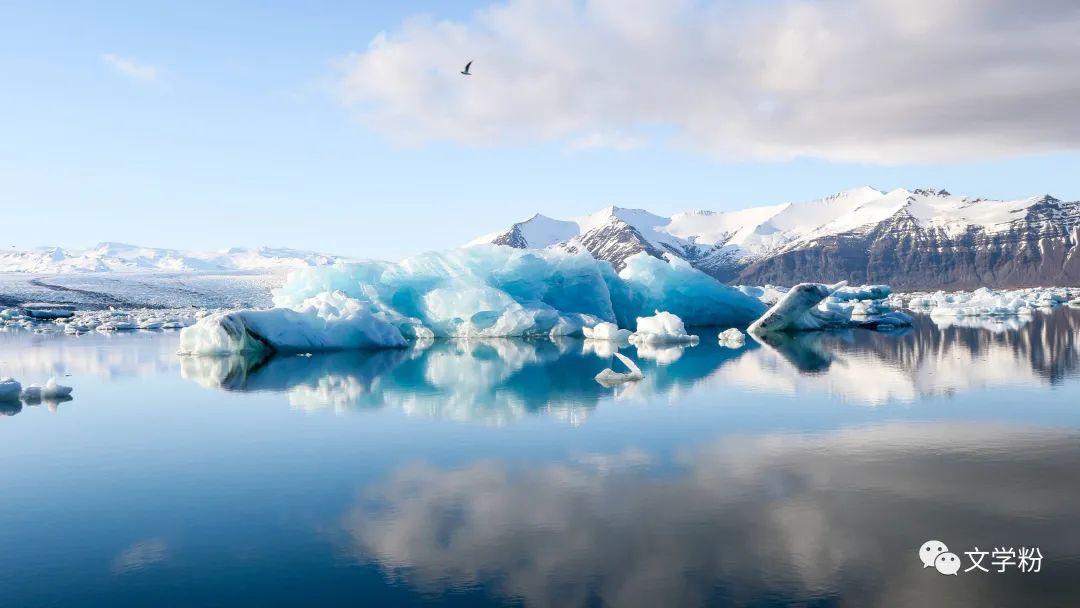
[342,423,1080,606]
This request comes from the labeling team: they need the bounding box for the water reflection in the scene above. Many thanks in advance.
[342,423,1080,606]
[177,309,1080,415]
[0,329,179,379]
[181,338,743,424]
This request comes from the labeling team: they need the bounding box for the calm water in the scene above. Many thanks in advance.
[2,311,1079,606]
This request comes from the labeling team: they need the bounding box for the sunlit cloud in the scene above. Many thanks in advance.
[338,0,1080,164]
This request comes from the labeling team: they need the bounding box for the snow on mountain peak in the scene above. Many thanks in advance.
[468,186,1080,286]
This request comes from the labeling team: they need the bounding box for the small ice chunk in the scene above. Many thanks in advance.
[0,378,22,401]
[717,327,746,348]
[594,352,644,387]
[629,311,699,345]
[582,322,632,341]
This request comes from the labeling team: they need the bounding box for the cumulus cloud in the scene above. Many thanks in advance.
[101,53,160,83]
[338,0,1080,163]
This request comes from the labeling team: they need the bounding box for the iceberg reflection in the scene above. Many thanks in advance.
[179,308,1080,416]
[180,338,746,423]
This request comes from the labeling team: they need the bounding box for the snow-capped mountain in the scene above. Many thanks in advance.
[0,242,348,274]
[469,188,1080,288]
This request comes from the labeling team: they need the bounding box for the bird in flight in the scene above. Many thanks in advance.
[461,60,472,76]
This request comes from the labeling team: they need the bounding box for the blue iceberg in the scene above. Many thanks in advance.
[179,246,767,354]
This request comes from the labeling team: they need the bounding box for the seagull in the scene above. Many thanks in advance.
[460,60,473,76]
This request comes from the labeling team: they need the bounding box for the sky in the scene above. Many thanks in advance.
[2,0,1079,260]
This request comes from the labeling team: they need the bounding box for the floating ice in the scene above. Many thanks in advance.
[179,291,409,355]
[629,311,699,345]
[749,282,912,334]
[830,285,891,301]
[21,378,73,401]
[717,328,746,348]
[0,378,22,401]
[594,352,644,387]
[904,287,1075,317]
[582,322,632,341]
[180,247,764,354]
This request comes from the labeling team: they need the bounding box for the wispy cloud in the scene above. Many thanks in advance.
[101,53,160,83]
[337,0,1080,164]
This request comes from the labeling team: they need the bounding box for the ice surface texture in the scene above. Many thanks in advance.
[180,247,766,354]
[717,328,746,348]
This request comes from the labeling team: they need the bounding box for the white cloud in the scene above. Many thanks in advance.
[337,0,1080,164]
[102,53,160,83]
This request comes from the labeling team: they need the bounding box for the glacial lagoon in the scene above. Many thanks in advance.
[2,310,1079,606]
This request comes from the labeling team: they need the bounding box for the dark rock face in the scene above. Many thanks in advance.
[736,197,1080,289]
[492,226,529,249]
[557,219,667,271]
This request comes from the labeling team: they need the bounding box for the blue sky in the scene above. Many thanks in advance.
[3,1,1079,259]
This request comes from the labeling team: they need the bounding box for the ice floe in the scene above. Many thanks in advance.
[0,378,22,401]
[717,328,746,348]
[903,287,1077,317]
[748,282,913,335]
[582,322,633,341]
[1,306,201,334]
[594,352,644,387]
[628,311,699,345]
[20,378,73,401]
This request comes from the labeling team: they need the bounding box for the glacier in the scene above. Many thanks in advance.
[179,246,766,355]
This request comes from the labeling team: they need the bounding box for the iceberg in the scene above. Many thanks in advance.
[20,378,73,401]
[180,246,766,355]
[179,291,409,355]
[594,352,644,387]
[629,311,699,345]
[717,327,746,348]
[582,322,632,341]
[748,282,912,334]
[0,378,22,401]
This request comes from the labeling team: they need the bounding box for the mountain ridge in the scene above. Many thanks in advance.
[469,187,1080,289]
[0,242,350,274]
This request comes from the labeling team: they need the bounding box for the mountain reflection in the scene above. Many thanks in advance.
[341,423,1080,607]
[176,309,1080,417]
